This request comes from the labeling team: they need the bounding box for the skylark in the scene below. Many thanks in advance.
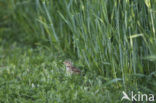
[63,60,81,75]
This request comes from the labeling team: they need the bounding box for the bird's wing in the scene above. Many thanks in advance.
[71,67,81,73]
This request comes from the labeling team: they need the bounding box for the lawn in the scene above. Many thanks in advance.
[0,0,156,103]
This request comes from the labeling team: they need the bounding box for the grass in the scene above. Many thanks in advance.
[0,45,121,103]
[0,0,156,103]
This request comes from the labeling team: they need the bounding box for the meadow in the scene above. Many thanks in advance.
[0,0,156,103]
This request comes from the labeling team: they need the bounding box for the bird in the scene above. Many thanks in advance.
[63,60,81,75]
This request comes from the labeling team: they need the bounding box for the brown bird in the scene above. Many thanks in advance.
[63,60,81,75]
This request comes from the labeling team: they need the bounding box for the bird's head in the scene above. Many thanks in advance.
[63,60,72,67]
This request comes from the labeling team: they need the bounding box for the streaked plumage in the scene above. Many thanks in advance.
[63,60,81,74]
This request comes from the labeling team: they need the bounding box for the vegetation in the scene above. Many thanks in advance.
[0,0,156,102]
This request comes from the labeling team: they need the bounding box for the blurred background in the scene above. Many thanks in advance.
[0,0,156,102]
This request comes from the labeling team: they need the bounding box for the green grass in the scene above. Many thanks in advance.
[0,0,156,103]
[0,45,122,103]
